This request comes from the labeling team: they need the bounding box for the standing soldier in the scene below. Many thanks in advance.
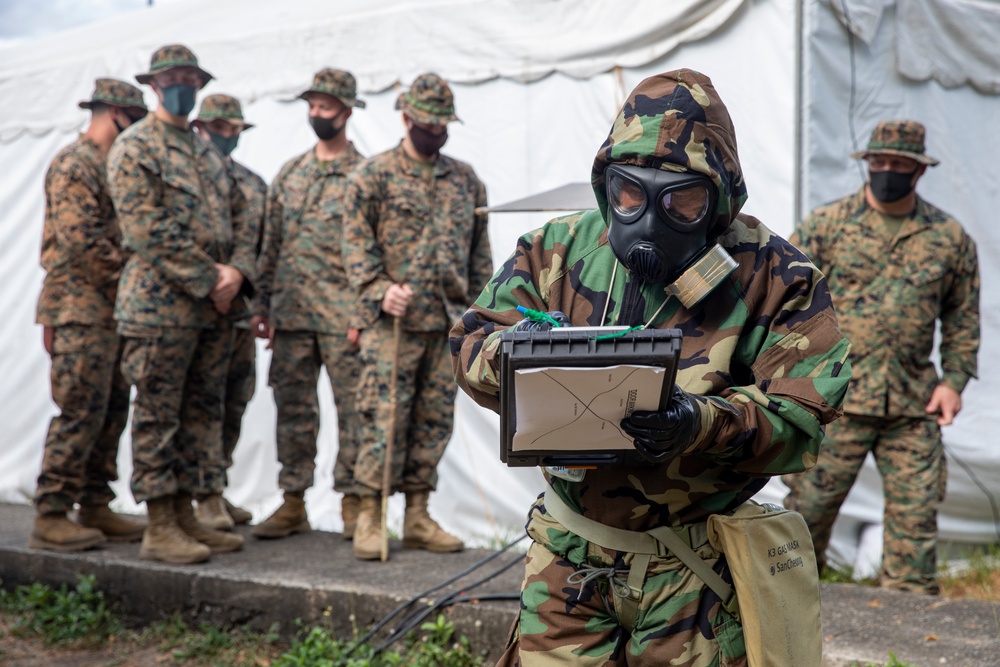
[30,78,149,552]
[785,120,980,595]
[250,68,366,540]
[342,72,493,561]
[108,44,258,564]
[191,94,267,530]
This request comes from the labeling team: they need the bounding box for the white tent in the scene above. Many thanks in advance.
[0,0,996,568]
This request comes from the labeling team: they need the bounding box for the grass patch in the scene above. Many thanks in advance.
[938,543,1000,601]
[850,651,920,666]
[819,563,877,587]
[0,574,120,645]
[1,577,487,666]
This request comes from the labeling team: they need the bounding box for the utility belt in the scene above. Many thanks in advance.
[543,486,738,632]
[543,486,823,667]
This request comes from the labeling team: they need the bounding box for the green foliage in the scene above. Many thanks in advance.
[851,651,920,667]
[819,563,877,586]
[0,574,120,645]
[274,614,483,667]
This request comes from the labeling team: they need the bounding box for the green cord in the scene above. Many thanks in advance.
[593,325,643,341]
[516,305,563,327]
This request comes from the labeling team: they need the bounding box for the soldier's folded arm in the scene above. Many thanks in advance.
[108,142,218,299]
[49,159,123,287]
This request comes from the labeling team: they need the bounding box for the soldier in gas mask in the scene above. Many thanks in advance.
[451,69,852,665]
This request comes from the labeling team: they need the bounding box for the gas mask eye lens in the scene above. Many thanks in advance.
[660,185,710,225]
[608,174,646,220]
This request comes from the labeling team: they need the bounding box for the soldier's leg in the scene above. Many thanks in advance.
[400,332,456,493]
[318,333,362,495]
[121,325,197,504]
[268,330,322,493]
[251,331,321,539]
[874,416,943,594]
[36,325,120,514]
[222,325,257,468]
[81,332,130,509]
[783,415,877,569]
[353,320,420,496]
[176,323,232,498]
[510,542,624,666]
[352,322,420,559]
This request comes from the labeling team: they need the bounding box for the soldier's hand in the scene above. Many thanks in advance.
[210,264,244,314]
[42,325,53,356]
[348,327,361,347]
[251,315,270,340]
[382,283,413,318]
[511,310,570,332]
[621,385,701,463]
[926,384,962,426]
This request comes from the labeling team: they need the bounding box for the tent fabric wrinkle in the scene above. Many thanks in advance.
[896,0,1000,94]
[0,0,747,141]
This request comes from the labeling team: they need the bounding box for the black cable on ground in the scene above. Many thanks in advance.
[341,533,527,660]
[945,443,1000,544]
[369,551,526,657]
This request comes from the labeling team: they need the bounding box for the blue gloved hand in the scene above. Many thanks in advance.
[511,309,571,332]
[621,385,702,463]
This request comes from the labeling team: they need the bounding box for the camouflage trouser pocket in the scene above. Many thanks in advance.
[118,323,162,385]
[711,609,746,665]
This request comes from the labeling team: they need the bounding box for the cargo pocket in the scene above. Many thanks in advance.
[711,607,746,666]
[118,323,161,385]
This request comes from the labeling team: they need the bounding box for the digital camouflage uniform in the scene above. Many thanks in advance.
[108,83,258,505]
[451,69,852,666]
[192,94,268,490]
[784,121,979,594]
[342,74,492,498]
[255,69,366,495]
[34,78,147,515]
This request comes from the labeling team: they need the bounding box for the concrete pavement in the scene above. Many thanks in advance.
[1,503,996,666]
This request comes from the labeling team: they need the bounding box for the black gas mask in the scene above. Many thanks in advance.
[605,164,718,284]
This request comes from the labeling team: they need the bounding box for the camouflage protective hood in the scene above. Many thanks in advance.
[592,69,748,242]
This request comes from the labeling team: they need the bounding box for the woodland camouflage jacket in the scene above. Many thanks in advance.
[450,70,853,561]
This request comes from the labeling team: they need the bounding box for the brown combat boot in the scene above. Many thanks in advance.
[174,493,244,553]
[140,496,211,564]
[352,495,383,560]
[341,494,360,540]
[194,494,235,531]
[224,498,253,525]
[78,504,146,542]
[250,491,310,539]
[403,491,464,553]
[28,511,106,552]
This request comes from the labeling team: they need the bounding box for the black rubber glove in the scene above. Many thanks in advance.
[511,310,571,332]
[621,385,702,463]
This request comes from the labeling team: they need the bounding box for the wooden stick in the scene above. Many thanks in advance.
[380,315,402,562]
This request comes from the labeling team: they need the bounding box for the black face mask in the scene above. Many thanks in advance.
[869,168,918,203]
[208,131,239,157]
[310,112,346,141]
[409,123,448,156]
[605,164,718,284]
[113,117,128,135]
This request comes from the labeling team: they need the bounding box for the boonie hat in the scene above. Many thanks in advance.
[78,78,147,113]
[195,94,253,130]
[851,119,939,166]
[298,68,366,108]
[395,72,460,125]
[136,44,213,87]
